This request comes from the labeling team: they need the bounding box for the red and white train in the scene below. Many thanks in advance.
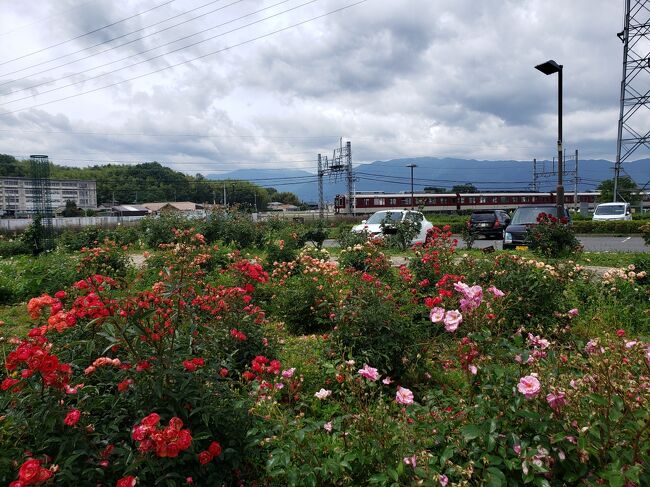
[334,191,604,214]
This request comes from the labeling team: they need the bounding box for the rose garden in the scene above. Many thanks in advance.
[0,214,649,486]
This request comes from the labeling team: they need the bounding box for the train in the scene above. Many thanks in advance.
[334,191,606,215]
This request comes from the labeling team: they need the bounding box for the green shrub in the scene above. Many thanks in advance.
[335,225,370,249]
[263,250,338,335]
[0,231,270,485]
[331,272,425,378]
[0,252,78,305]
[338,241,392,278]
[199,209,264,248]
[0,237,29,257]
[138,214,192,248]
[381,217,420,250]
[486,254,581,333]
[572,220,646,234]
[526,213,581,258]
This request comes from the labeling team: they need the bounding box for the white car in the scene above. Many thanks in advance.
[592,202,632,221]
[351,210,433,244]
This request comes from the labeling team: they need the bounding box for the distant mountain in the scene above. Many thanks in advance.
[207,157,650,203]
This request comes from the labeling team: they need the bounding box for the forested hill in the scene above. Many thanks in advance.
[0,154,300,209]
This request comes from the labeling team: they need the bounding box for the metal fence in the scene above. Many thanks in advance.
[0,216,145,233]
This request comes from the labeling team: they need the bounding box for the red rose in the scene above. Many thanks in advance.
[116,476,137,487]
[183,360,197,372]
[219,368,229,377]
[208,441,222,457]
[1,377,20,391]
[64,409,81,426]
[141,413,160,428]
[198,451,213,465]
[17,458,52,484]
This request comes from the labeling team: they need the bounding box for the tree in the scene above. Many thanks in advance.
[61,200,83,217]
[0,154,27,177]
[596,177,640,205]
[274,192,301,206]
[452,183,478,193]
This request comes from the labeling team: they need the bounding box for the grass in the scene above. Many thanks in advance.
[0,303,31,338]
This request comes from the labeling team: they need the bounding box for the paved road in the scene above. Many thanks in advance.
[460,235,648,252]
[325,236,649,252]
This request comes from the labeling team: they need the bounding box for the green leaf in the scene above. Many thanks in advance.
[440,446,455,466]
[461,424,481,441]
[486,467,506,487]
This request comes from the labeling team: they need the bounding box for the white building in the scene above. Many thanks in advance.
[0,177,97,215]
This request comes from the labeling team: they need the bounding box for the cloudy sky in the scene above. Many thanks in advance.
[0,0,642,176]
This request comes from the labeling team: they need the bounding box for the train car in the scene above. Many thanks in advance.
[334,191,602,215]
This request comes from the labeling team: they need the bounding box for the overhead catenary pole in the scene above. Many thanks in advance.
[318,153,324,219]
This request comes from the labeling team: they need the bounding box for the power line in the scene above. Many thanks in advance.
[0,0,247,85]
[0,0,178,67]
[0,128,341,139]
[0,0,368,117]
[0,0,321,105]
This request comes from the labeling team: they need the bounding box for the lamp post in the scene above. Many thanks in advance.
[535,59,564,219]
[406,163,417,209]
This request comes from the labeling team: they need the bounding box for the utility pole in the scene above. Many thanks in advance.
[407,164,417,209]
[574,149,579,210]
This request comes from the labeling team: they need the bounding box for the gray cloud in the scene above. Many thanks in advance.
[0,0,642,178]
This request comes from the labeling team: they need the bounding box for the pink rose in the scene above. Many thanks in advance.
[429,307,446,323]
[517,375,541,399]
[396,386,414,405]
[567,308,579,317]
[439,474,449,487]
[314,388,332,400]
[488,286,505,297]
[282,368,296,378]
[546,391,567,411]
[358,364,379,381]
[403,455,417,467]
[323,421,333,432]
[443,310,462,332]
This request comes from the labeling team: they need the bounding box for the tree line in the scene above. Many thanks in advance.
[0,154,302,210]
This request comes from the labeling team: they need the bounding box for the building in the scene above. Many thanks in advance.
[0,177,97,216]
[141,202,203,215]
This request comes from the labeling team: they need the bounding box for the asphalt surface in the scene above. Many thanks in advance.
[460,235,648,252]
[325,235,649,252]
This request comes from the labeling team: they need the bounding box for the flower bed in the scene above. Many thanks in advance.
[1,228,649,486]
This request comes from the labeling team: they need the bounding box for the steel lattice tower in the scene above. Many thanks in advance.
[317,139,354,216]
[29,154,54,251]
[614,0,650,201]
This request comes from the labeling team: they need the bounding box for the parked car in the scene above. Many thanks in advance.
[503,205,570,250]
[351,210,434,244]
[592,202,632,221]
[469,209,511,239]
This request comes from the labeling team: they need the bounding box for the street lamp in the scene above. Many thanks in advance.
[535,59,564,219]
[406,164,417,209]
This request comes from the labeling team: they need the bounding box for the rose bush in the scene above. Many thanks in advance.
[1,224,649,486]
